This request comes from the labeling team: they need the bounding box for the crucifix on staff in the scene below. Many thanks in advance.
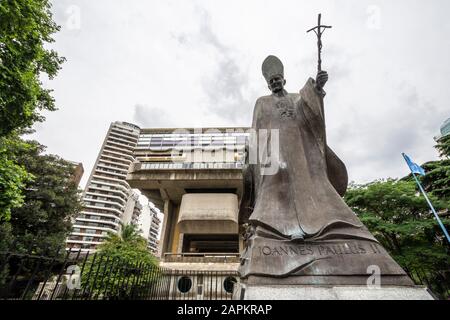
[307,13,332,91]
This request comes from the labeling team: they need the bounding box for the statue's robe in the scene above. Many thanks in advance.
[239,78,376,242]
[237,79,412,283]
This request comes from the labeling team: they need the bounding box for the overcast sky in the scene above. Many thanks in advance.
[31,0,450,190]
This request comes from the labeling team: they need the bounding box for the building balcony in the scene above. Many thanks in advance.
[94,168,128,180]
[72,224,118,233]
[85,191,127,205]
[77,210,122,221]
[96,162,129,174]
[90,179,130,195]
[65,239,103,245]
[92,174,131,189]
[70,232,108,238]
[75,217,120,228]
[83,198,124,211]
[110,127,139,139]
[98,157,131,169]
[107,135,137,147]
[100,154,132,166]
[136,162,243,170]
[109,132,138,145]
[101,150,134,163]
[104,144,134,155]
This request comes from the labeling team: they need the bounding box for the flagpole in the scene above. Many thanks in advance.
[402,153,450,244]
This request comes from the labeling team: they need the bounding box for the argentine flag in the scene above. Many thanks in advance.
[402,153,425,176]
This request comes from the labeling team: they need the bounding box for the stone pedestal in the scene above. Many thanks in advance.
[233,283,435,300]
[240,237,412,280]
[235,236,435,300]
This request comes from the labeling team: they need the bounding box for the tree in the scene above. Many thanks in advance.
[0,0,65,136]
[81,224,159,299]
[0,0,64,221]
[1,140,83,254]
[435,134,450,159]
[420,159,450,201]
[0,135,33,222]
[419,135,450,201]
[345,179,449,272]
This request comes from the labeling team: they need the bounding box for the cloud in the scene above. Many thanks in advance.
[173,6,252,124]
[133,104,171,128]
[30,0,450,188]
[330,81,446,182]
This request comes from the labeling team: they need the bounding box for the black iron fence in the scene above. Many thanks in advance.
[1,249,448,300]
[0,249,238,300]
[404,266,450,300]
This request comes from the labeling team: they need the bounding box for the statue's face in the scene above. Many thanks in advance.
[268,75,286,93]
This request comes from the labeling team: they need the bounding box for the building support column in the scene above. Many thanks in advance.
[159,199,173,260]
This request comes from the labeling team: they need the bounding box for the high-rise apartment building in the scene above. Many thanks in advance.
[66,121,141,252]
[122,191,143,226]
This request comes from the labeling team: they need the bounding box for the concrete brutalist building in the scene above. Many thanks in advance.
[126,127,249,273]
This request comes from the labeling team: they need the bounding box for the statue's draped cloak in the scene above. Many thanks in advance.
[240,78,376,242]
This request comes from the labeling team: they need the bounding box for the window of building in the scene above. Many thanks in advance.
[177,276,192,293]
[182,234,239,254]
[223,277,237,293]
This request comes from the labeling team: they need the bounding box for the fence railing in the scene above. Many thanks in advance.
[163,253,240,263]
[404,266,450,300]
[0,249,238,300]
[1,249,448,300]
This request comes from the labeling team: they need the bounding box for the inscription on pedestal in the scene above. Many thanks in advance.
[257,242,383,257]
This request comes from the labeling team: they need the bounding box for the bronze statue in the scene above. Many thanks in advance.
[238,55,413,285]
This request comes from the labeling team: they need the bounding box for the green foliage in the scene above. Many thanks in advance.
[413,136,450,202]
[345,179,450,273]
[0,0,65,136]
[1,139,82,254]
[420,160,450,201]
[81,224,159,299]
[0,0,65,235]
[0,135,33,222]
[435,134,450,158]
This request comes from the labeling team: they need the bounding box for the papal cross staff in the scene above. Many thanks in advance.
[307,13,332,72]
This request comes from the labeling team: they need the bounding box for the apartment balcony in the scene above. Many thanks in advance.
[94,168,128,180]
[65,239,103,245]
[72,224,117,233]
[85,191,127,205]
[101,150,134,162]
[83,198,124,211]
[110,127,139,138]
[100,154,131,166]
[78,210,122,221]
[96,162,129,174]
[98,157,130,169]
[104,144,134,155]
[92,174,131,189]
[109,132,138,145]
[70,232,108,238]
[75,218,119,229]
[90,178,130,195]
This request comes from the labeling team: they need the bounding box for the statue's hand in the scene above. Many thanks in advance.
[316,70,328,90]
